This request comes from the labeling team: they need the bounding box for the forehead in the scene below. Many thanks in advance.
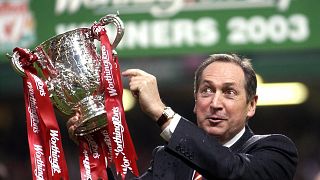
[201,62,245,86]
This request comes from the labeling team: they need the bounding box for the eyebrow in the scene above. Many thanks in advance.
[222,82,237,87]
[202,80,237,87]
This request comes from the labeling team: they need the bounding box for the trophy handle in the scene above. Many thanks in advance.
[98,13,124,49]
[7,14,124,77]
[6,52,27,77]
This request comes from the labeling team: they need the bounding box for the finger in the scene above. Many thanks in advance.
[68,125,75,137]
[66,115,79,129]
[71,107,82,116]
[68,125,79,145]
[127,79,144,97]
[122,69,148,77]
[131,91,139,98]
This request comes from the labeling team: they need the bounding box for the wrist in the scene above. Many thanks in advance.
[157,107,175,128]
[160,113,181,141]
[150,103,166,121]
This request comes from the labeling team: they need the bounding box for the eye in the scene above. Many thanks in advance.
[200,87,214,97]
[224,89,237,98]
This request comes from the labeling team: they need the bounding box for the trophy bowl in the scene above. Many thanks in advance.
[9,14,124,136]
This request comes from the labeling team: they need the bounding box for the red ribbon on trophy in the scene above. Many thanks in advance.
[16,47,69,180]
[77,23,139,180]
[99,24,139,178]
[78,134,109,179]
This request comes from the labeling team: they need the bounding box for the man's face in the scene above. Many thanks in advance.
[194,62,257,144]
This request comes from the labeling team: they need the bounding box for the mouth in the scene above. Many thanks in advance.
[206,116,227,123]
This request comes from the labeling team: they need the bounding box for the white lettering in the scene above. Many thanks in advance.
[54,0,178,15]
[31,74,46,96]
[54,14,309,54]
[101,130,113,161]
[85,135,100,159]
[289,14,309,42]
[27,82,40,134]
[49,130,61,175]
[101,46,118,97]
[55,17,219,50]
[119,17,219,49]
[124,21,150,49]
[196,17,220,46]
[151,20,170,48]
[55,0,286,18]
[34,144,45,180]
[172,19,195,47]
[82,149,92,180]
[121,155,132,175]
[227,14,309,45]
[111,107,124,156]
[111,107,134,174]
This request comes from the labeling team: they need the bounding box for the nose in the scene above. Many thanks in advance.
[210,92,223,110]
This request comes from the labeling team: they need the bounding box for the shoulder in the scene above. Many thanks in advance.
[254,134,296,148]
[244,134,298,158]
[240,134,298,179]
[152,146,165,155]
[247,134,296,149]
[151,145,171,159]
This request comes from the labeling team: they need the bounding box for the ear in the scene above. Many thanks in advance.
[247,95,258,118]
[193,94,197,114]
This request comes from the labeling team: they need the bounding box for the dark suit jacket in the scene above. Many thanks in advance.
[135,117,298,180]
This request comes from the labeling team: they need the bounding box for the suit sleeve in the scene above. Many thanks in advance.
[165,117,298,180]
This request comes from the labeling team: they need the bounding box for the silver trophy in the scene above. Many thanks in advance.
[8,14,124,136]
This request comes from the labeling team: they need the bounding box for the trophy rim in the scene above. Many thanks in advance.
[38,27,92,47]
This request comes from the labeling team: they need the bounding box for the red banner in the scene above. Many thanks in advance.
[22,67,69,179]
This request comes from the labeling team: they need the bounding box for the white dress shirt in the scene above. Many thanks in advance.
[160,114,246,147]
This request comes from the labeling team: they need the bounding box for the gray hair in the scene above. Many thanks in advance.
[194,54,257,102]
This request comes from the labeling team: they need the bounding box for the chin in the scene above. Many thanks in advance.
[204,126,225,137]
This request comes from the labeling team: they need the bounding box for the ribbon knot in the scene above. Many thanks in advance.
[13,47,38,68]
[91,22,106,39]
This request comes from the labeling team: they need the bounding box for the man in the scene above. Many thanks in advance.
[68,53,298,179]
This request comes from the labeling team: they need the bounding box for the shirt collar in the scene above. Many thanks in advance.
[223,127,246,148]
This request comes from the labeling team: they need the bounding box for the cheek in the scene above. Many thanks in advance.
[228,106,249,125]
[195,100,209,114]
[195,100,210,124]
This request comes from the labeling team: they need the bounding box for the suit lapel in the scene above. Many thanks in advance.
[229,125,254,153]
